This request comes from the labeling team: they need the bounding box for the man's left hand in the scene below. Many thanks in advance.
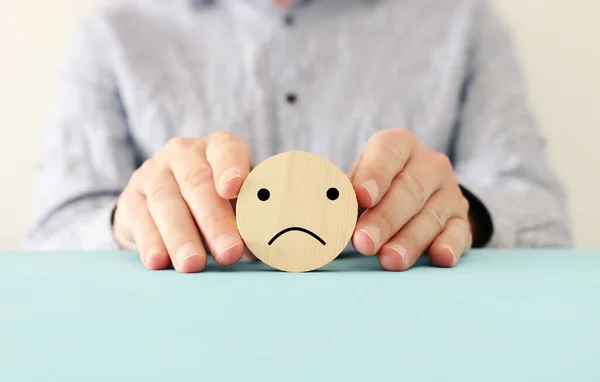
[349,128,473,271]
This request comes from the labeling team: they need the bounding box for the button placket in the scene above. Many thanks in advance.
[276,7,309,152]
[282,10,298,107]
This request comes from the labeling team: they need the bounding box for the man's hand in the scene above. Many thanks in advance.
[349,128,473,271]
[112,132,255,273]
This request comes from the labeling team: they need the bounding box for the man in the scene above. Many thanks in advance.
[25,0,572,272]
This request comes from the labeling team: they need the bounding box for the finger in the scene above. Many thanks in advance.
[347,150,364,181]
[144,168,207,273]
[377,188,466,271]
[131,197,171,271]
[171,147,245,266]
[352,151,449,255]
[206,131,253,200]
[428,217,472,268]
[352,129,416,208]
[242,246,259,261]
[230,200,261,262]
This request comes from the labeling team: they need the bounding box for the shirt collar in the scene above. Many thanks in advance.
[187,0,314,11]
[169,0,380,16]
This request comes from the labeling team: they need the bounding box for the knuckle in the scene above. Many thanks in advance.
[431,151,453,172]
[371,129,393,142]
[134,227,159,246]
[198,213,230,233]
[388,127,413,140]
[128,182,146,202]
[130,167,145,186]
[377,208,397,234]
[445,229,466,246]
[398,173,427,206]
[457,217,471,232]
[388,127,416,147]
[385,142,409,165]
[365,163,387,183]
[182,164,214,187]
[165,136,192,154]
[146,178,177,201]
[397,233,420,254]
[446,219,470,243]
[423,202,447,232]
[140,157,159,172]
[131,158,160,190]
[210,130,239,145]
[146,183,170,201]
[372,128,411,146]
[368,135,410,166]
[206,131,250,162]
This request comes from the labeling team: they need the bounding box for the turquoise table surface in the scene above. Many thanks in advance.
[1,249,599,381]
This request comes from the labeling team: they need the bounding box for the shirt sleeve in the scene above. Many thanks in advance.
[24,13,137,250]
[452,0,573,248]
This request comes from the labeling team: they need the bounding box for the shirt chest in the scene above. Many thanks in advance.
[117,1,472,171]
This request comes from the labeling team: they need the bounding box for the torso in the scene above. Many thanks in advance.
[104,0,478,172]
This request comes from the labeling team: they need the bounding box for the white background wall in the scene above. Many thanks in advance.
[0,0,598,250]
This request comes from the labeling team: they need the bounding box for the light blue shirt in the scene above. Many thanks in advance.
[25,0,573,250]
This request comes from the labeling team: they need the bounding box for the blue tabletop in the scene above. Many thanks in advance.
[1,249,599,381]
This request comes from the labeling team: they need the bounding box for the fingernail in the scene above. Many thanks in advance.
[387,244,409,268]
[214,233,241,260]
[176,243,201,265]
[145,248,162,264]
[361,179,379,206]
[442,245,457,265]
[218,168,240,190]
[359,225,381,248]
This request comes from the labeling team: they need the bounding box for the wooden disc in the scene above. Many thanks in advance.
[236,151,358,273]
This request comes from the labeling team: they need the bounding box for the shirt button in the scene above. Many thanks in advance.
[284,14,295,26]
[189,0,214,9]
[286,93,298,104]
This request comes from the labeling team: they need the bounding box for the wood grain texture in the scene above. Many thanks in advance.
[236,151,358,272]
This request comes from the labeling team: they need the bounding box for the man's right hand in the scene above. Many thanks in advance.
[112,132,254,273]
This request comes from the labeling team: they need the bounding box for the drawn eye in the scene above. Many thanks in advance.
[257,188,270,201]
[327,188,339,201]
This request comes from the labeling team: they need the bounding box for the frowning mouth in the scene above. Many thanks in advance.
[268,227,326,246]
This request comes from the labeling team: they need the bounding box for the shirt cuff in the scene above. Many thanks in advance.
[83,199,121,250]
[25,196,122,251]
[458,182,517,248]
[58,196,122,251]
